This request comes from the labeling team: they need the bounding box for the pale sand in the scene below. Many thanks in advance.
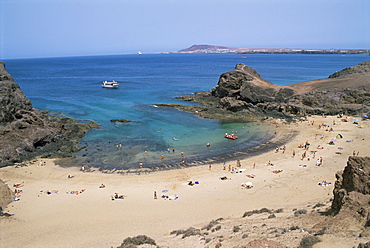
[0,115,369,248]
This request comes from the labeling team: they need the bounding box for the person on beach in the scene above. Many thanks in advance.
[223,162,226,170]
[154,191,157,199]
[292,150,296,157]
[81,166,85,173]
[253,163,256,169]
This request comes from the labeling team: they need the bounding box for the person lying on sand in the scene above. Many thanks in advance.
[318,181,331,186]
[241,182,253,189]
[99,183,106,188]
[219,176,230,180]
[13,183,24,188]
[111,193,125,200]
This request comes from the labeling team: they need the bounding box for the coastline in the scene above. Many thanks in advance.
[1,115,369,247]
[57,121,294,175]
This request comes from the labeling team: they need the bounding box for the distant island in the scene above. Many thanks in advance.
[169,44,369,55]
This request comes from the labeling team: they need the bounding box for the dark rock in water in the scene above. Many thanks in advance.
[331,156,370,226]
[167,61,370,121]
[110,118,137,123]
[0,62,99,167]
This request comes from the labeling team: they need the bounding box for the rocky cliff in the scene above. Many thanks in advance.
[210,62,370,117]
[0,62,98,167]
[331,156,370,227]
[171,61,370,122]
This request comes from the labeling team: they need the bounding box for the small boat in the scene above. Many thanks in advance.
[224,133,238,140]
[101,80,119,89]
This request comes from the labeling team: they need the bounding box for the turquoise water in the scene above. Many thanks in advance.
[3,53,369,169]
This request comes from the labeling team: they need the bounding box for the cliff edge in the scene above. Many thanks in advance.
[0,62,98,167]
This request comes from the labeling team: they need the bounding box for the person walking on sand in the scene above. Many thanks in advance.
[292,150,296,158]
[154,191,157,199]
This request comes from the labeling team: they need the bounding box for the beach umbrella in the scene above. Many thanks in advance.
[245,182,253,186]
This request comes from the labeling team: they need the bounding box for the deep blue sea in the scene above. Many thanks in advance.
[3,53,369,169]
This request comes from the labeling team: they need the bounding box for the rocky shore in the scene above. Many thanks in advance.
[160,61,370,122]
[0,62,99,167]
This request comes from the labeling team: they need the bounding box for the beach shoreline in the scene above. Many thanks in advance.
[1,115,369,248]
[57,120,296,174]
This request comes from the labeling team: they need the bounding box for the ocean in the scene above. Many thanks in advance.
[3,53,369,169]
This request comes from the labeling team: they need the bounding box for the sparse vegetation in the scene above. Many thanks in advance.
[118,235,156,248]
[170,227,202,239]
[294,209,308,216]
[268,213,276,219]
[313,203,326,209]
[212,225,222,232]
[243,208,272,217]
[298,235,321,248]
[202,218,223,230]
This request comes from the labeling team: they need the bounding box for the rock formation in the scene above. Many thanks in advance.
[331,156,370,227]
[0,179,14,215]
[0,62,98,167]
[211,62,370,117]
[172,61,370,121]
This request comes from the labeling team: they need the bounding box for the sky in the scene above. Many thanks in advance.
[1,0,369,59]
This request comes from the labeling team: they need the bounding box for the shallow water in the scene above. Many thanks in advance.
[4,53,369,168]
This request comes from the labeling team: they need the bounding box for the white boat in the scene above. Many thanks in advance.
[101,80,119,89]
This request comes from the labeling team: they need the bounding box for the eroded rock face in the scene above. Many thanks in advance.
[0,62,33,124]
[0,179,14,212]
[208,62,370,117]
[331,156,370,226]
[0,62,98,167]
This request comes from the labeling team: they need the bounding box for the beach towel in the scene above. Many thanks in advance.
[168,195,178,200]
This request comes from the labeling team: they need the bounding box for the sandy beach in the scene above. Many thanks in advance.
[1,115,369,248]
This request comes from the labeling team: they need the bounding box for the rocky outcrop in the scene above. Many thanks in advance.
[0,179,14,214]
[331,156,370,227]
[329,61,370,78]
[0,62,98,167]
[175,62,370,121]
